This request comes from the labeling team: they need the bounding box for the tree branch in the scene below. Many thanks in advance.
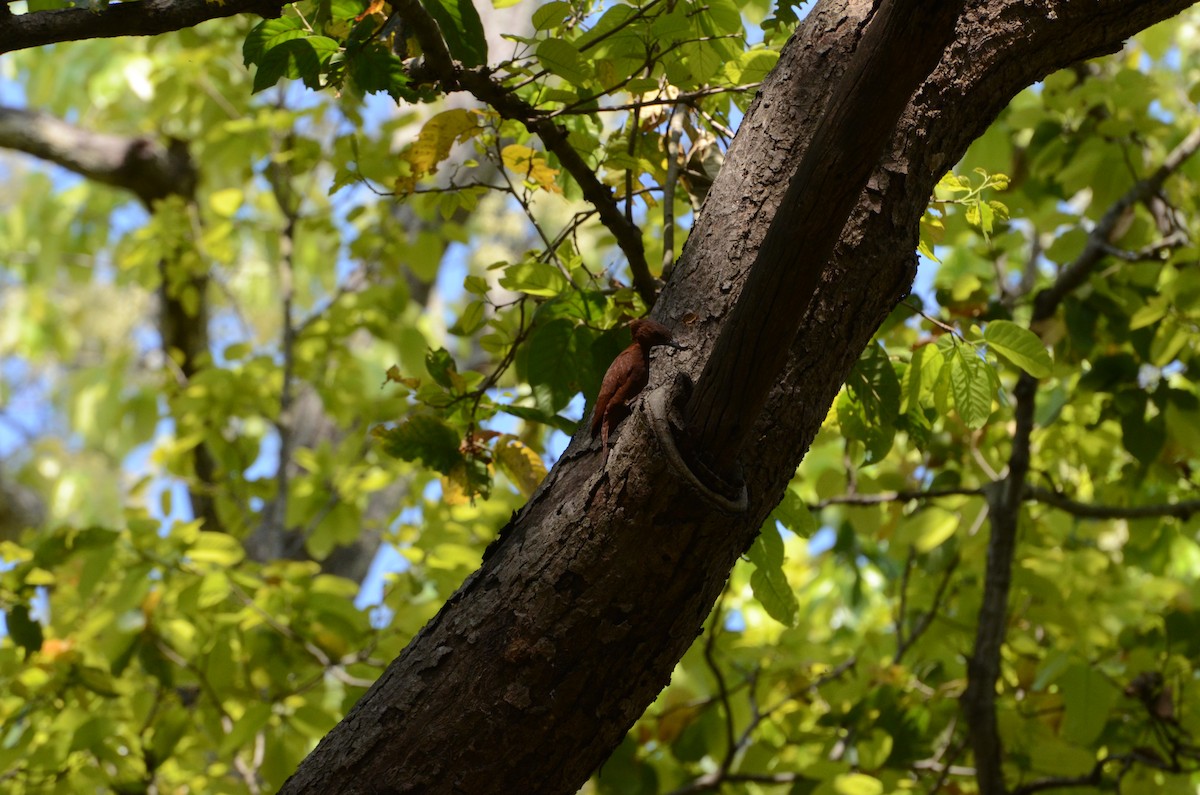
[0,0,287,55]
[895,554,959,664]
[813,486,985,508]
[282,3,1199,792]
[809,483,1199,521]
[1032,124,1200,320]
[682,0,966,471]
[0,105,221,530]
[1026,486,1200,521]
[390,0,658,307]
[0,106,196,205]
[962,116,1200,795]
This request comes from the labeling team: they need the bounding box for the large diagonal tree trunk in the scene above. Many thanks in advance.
[284,1,1196,792]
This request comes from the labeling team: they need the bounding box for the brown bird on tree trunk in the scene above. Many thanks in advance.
[590,318,686,463]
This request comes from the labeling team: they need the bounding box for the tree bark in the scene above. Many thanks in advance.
[283,1,1197,793]
[0,0,286,54]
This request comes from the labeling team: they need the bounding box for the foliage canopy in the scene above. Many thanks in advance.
[0,1,1199,793]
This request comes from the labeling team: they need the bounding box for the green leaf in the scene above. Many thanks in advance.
[449,300,487,336]
[252,37,338,93]
[1057,663,1119,746]
[219,704,274,756]
[463,275,490,294]
[771,489,817,538]
[526,319,578,412]
[499,260,569,297]
[537,38,589,85]
[833,773,883,795]
[6,604,43,655]
[531,1,570,31]
[1120,409,1165,465]
[747,521,784,569]
[1149,316,1189,366]
[425,0,488,67]
[151,708,191,763]
[375,414,464,474]
[856,729,893,770]
[749,566,798,628]
[836,390,896,464]
[497,404,577,434]
[950,348,993,429]
[894,507,958,553]
[243,17,305,66]
[425,347,459,389]
[197,571,231,608]
[189,532,245,567]
[847,342,900,423]
[347,42,421,101]
[726,49,778,84]
[747,523,797,627]
[983,320,1052,378]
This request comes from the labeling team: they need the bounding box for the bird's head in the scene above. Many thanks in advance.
[630,318,687,351]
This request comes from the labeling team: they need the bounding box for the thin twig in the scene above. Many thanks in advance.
[392,0,658,305]
[813,486,985,508]
[548,84,761,118]
[896,554,960,663]
[265,138,300,559]
[702,591,737,765]
[661,102,685,280]
[1026,486,1200,521]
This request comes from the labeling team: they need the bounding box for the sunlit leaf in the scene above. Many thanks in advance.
[536,38,588,85]
[500,144,562,193]
[397,109,482,194]
[949,347,993,429]
[494,436,547,497]
[984,319,1052,378]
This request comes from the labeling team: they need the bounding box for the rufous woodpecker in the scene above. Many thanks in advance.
[590,318,686,463]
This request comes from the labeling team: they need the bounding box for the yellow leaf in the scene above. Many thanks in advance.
[501,144,562,193]
[833,773,883,795]
[441,462,471,506]
[24,567,56,586]
[0,541,33,564]
[209,187,243,218]
[494,436,547,497]
[397,109,481,195]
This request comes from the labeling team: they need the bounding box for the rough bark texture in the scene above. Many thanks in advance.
[0,0,286,54]
[683,0,962,470]
[283,1,1197,793]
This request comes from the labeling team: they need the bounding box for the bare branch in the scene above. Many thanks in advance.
[0,0,286,55]
[1026,486,1200,521]
[896,554,959,664]
[0,106,196,205]
[810,483,1199,522]
[814,486,985,508]
[661,103,685,280]
[701,595,737,768]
